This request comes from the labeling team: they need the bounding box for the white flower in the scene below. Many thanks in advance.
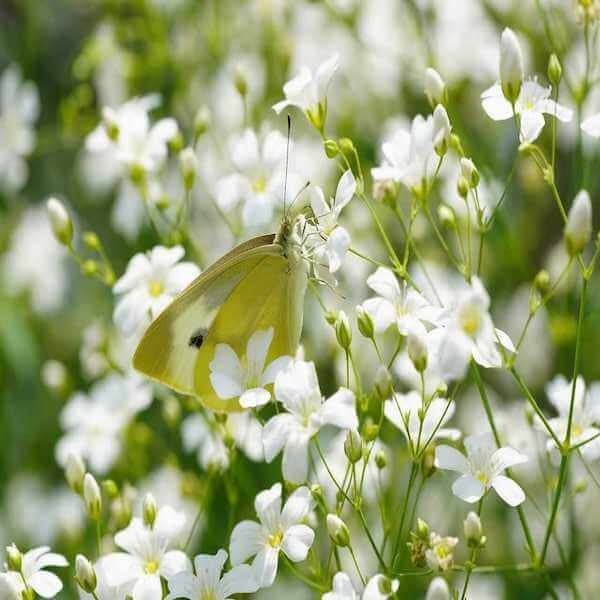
[310,169,356,273]
[262,360,358,483]
[166,549,258,600]
[181,414,230,471]
[4,546,68,599]
[322,571,359,600]
[425,534,459,572]
[481,79,572,143]
[56,374,152,474]
[273,54,339,116]
[113,245,200,337]
[435,433,528,506]
[0,64,39,191]
[360,267,441,335]
[543,375,600,460]
[86,94,178,174]
[384,393,460,455]
[425,68,446,107]
[362,574,399,599]
[209,327,292,408]
[582,113,600,138]
[437,276,515,377]
[216,128,295,227]
[103,506,191,600]
[230,483,315,588]
[371,114,442,195]
[426,577,451,600]
[0,573,21,600]
[499,28,523,103]
[564,190,592,256]
[227,411,264,461]
[79,556,130,600]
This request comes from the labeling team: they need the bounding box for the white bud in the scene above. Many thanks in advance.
[101,106,119,140]
[335,310,352,351]
[46,197,73,246]
[65,453,86,494]
[6,544,22,572]
[344,429,363,463]
[143,493,157,528]
[500,28,524,103]
[565,190,592,255]
[433,105,451,156]
[407,325,428,373]
[326,514,350,547]
[41,360,68,391]
[463,511,483,546]
[425,577,450,600]
[179,147,198,190]
[425,68,446,107]
[75,554,97,593]
[83,473,102,520]
[374,364,393,399]
[459,158,479,188]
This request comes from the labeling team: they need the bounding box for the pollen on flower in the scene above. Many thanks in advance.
[145,560,159,574]
[148,281,164,297]
[459,307,481,336]
[268,530,284,548]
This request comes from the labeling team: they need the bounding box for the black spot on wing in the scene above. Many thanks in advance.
[188,329,206,349]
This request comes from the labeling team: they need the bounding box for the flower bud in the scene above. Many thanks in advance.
[335,310,352,351]
[344,429,363,463]
[547,53,562,87]
[83,473,102,520]
[338,137,356,156]
[326,514,350,547]
[41,360,68,392]
[377,575,399,596]
[425,577,450,600]
[361,417,379,442]
[82,231,101,251]
[169,132,184,153]
[143,492,157,528]
[101,107,119,141]
[374,365,393,400]
[375,449,387,469]
[533,269,551,295]
[459,157,479,188]
[356,305,374,339]
[310,483,324,503]
[233,65,248,98]
[425,68,446,107]
[437,204,456,230]
[457,176,470,199]
[179,147,198,190]
[65,453,86,494]
[102,480,119,499]
[46,197,73,246]
[433,105,451,156]
[416,518,430,540]
[565,190,592,255]
[6,544,22,572]
[323,139,339,158]
[421,445,436,478]
[500,28,524,103]
[325,310,338,325]
[463,511,484,547]
[407,326,428,373]
[75,554,97,593]
[82,260,99,276]
[194,106,211,137]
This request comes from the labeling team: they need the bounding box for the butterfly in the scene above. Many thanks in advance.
[133,119,309,412]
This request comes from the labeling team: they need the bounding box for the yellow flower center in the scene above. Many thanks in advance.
[459,308,481,337]
[145,560,159,574]
[573,424,583,438]
[268,530,284,548]
[200,592,217,600]
[475,471,489,486]
[252,176,267,193]
[148,281,164,297]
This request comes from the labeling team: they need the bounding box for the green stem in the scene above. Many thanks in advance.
[391,461,419,567]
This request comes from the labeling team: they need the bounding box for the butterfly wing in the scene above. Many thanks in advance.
[133,234,307,412]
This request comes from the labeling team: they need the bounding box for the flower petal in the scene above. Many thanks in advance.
[452,474,485,503]
[230,520,263,565]
[491,475,526,506]
[281,524,315,562]
[435,445,469,473]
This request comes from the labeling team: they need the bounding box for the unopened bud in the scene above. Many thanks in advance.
[344,429,363,463]
[459,157,479,188]
[233,66,248,97]
[323,139,339,158]
[310,483,324,503]
[102,480,119,499]
[362,417,379,442]
[326,514,350,547]
[377,575,399,596]
[450,133,465,156]
[47,197,73,246]
[83,473,102,520]
[101,107,119,141]
[82,231,100,251]
[375,450,387,469]
[438,204,456,230]
[179,147,198,190]
[325,310,338,326]
[143,493,157,528]
[464,511,484,547]
[82,260,98,276]
[533,270,551,295]
[565,190,592,255]
[407,326,428,373]
[425,68,446,107]
[433,105,451,157]
[41,360,68,392]
[335,310,352,351]
[338,137,355,156]
[356,305,374,339]
[547,53,562,87]
[457,176,470,199]
[421,445,436,478]
[416,518,430,540]
[374,365,393,400]
[6,544,22,572]
[426,577,451,600]
[169,132,184,153]
[75,554,97,593]
[194,106,211,137]
[65,453,86,494]
[500,28,524,103]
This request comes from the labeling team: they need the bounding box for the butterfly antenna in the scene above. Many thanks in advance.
[283,114,291,218]
[288,179,311,214]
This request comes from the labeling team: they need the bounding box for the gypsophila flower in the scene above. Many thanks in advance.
[435,433,528,506]
[113,245,200,337]
[181,413,230,471]
[102,505,191,600]
[230,483,315,587]
[323,571,359,600]
[209,327,292,408]
[425,534,458,572]
[262,360,358,483]
[3,545,68,599]
[362,574,399,599]
[166,549,259,600]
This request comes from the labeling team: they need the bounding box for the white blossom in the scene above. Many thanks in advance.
[262,360,358,484]
[499,28,523,103]
[435,433,528,506]
[229,483,315,587]
[363,574,399,599]
[322,571,359,600]
[564,190,592,256]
